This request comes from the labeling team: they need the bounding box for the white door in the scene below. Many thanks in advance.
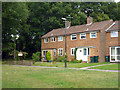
[76,48,88,61]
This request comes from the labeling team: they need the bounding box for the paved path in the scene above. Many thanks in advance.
[11,63,120,72]
[79,63,116,69]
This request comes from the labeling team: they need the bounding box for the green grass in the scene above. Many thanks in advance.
[2,65,118,88]
[34,62,110,68]
[90,63,119,70]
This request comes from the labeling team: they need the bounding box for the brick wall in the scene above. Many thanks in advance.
[42,32,101,61]
[106,31,119,55]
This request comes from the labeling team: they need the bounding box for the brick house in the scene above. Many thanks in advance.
[41,17,120,63]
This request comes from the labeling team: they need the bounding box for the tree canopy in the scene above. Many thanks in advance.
[2,2,120,59]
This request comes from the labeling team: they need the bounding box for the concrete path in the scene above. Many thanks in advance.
[79,63,116,69]
[11,63,120,72]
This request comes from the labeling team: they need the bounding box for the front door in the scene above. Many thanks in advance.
[43,50,48,60]
[76,48,88,61]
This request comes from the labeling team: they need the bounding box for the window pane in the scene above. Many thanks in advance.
[84,48,87,55]
[117,48,120,55]
[58,36,63,41]
[111,31,118,37]
[117,56,120,60]
[72,37,76,39]
[80,33,86,39]
[81,36,86,38]
[71,48,75,55]
[91,32,96,38]
[111,56,115,60]
[45,38,48,43]
[71,34,77,40]
[111,48,115,55]
[88,48,89,55]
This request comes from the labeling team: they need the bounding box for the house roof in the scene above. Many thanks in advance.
[107,21,120,32]
[42,19,113,38]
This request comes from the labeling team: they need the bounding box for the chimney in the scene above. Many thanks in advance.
[66,21,71,29]
[87,16,93,25]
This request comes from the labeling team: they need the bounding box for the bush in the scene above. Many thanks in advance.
[22,52,28,60]
[79,60,82,63]
[57,56,64,62]
[53,58,56,62]
[56,54,68,62]
[46,52,51,61]
[70,59,80,63]
[32,52,41,62]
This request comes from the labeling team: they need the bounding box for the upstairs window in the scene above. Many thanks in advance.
[58,48,63,56]
[111,31,118,37]
[80,33,86,39]
[44,38,49,43]
[90,32,97,38]
[58,36,63,41]
[51,37,55,42]
[71,48,75,56]
[71,34,77,40]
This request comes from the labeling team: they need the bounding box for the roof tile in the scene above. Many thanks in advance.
[42,19,113,38]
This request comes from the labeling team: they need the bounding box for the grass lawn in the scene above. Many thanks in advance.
[2,65,118,88]
[90,63,119,70]
[34,62,110,68]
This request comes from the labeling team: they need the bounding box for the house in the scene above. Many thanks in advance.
[106,21,120,62]
[41,17,120,63]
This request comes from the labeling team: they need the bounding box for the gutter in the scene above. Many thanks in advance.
[41,30,100,39]
[106,29,120,32]
[76,46,96,48]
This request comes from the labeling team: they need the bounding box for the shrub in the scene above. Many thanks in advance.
[32,52,41,62]
[71,58,74,61]
[46,51,51,61]
[70,59,79,63]
[53,58,56,62]
[23,52,28,60]
[79,60,82,63]
[57,56,64,62]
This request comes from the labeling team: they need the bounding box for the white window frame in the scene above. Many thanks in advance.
[110,46,120,62]
[90,32,97,38]
[80,33,86,39]
[51,37,56,42]
[58,48,63,56]
[58,36,63,41]
[71,48,75,56]
[71,34,77,40]
[44,38,49,43]
[111,31,118,37]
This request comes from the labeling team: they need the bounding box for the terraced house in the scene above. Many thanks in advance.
[41,17,120,63]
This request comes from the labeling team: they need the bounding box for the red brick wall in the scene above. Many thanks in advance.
[42,32,101,61]
[106,31,119,55]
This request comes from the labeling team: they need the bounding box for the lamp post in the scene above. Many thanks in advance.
[11,34,19,60]
[61,18,67,68]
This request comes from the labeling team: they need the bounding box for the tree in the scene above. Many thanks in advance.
[2,2,29,58]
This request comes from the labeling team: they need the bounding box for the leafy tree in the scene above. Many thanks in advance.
[2,2,29,58]
[2,2,120,59]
